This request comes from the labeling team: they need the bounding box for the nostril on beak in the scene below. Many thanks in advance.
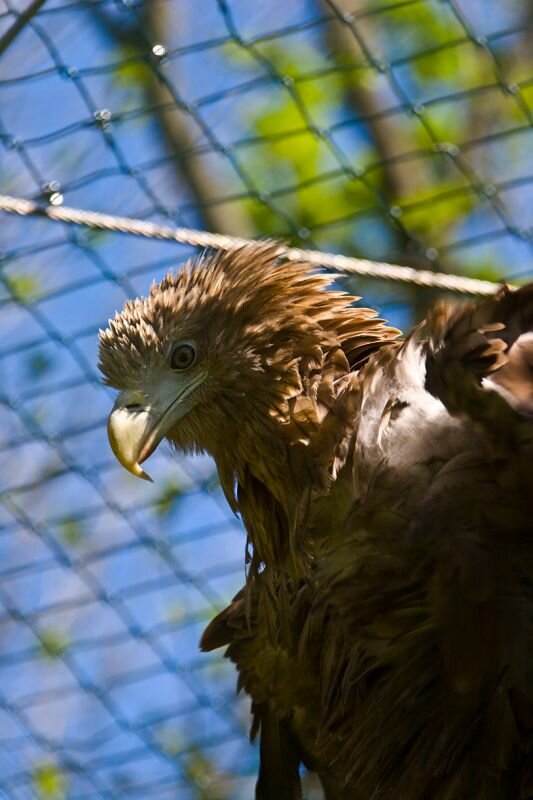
[125,403,144,411]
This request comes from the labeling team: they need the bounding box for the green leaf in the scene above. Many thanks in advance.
[4,272,40,303]
[464,262,507,283]
[112,45,152,88]
[58,518,86,546]
[153,479,184,517]
[400,180,476,236]
[39,629,70,660]
[32,762,67,800]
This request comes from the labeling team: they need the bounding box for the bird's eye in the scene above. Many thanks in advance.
[170,343,196,370]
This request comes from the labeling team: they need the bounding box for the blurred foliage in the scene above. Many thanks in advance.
[157,730,232,800]
[32,763,68,800]
[38,629,71,660]
[235,44,376,244]
[58,517,87,546]
[222,0,531,273]
[181,748,232,800]
[153,478,185,517]
[4,273,41,304]
[113,47,153,91]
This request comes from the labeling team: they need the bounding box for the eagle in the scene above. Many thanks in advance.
[99,242,533,800]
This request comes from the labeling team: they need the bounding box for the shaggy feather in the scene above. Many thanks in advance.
[100,245,533,799]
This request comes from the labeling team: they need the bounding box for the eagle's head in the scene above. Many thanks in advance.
[99,242,397,482]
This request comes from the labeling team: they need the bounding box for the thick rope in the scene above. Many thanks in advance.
[0,193,513,296]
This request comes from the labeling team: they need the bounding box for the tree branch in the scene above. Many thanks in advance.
[0,0,48,56]
[320,0,446,318]
[92,0,254,236]
[321,0,421,207]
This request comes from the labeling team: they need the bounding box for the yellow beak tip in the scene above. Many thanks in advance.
[120,458,154,483]
[138,467,154,483]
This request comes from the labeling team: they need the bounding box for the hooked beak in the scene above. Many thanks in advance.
[107,396,159,482]
[107,375,206,481]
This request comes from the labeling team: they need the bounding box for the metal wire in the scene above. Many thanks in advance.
[0,0,48,56]
[0,193,511,296]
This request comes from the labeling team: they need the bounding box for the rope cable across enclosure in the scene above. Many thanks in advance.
[0,193,512,296]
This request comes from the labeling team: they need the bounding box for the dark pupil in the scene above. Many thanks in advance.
[172,345,194,369]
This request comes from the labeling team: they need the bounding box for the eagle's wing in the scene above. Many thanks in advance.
[316,284,533,799]
[201,589,354,800]
[201,285,533,798]
[201,588,310,800]
[425,283,533,431]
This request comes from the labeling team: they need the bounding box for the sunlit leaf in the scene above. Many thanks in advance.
[58,518,86,546]
[39,629,70,660]
[32,763,67,800]
[4,273,40,303]
[153,479,184,517]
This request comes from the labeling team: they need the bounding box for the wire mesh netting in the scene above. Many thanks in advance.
[0,0,532,797]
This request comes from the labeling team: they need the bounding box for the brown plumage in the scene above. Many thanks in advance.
[99,243,533,799]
